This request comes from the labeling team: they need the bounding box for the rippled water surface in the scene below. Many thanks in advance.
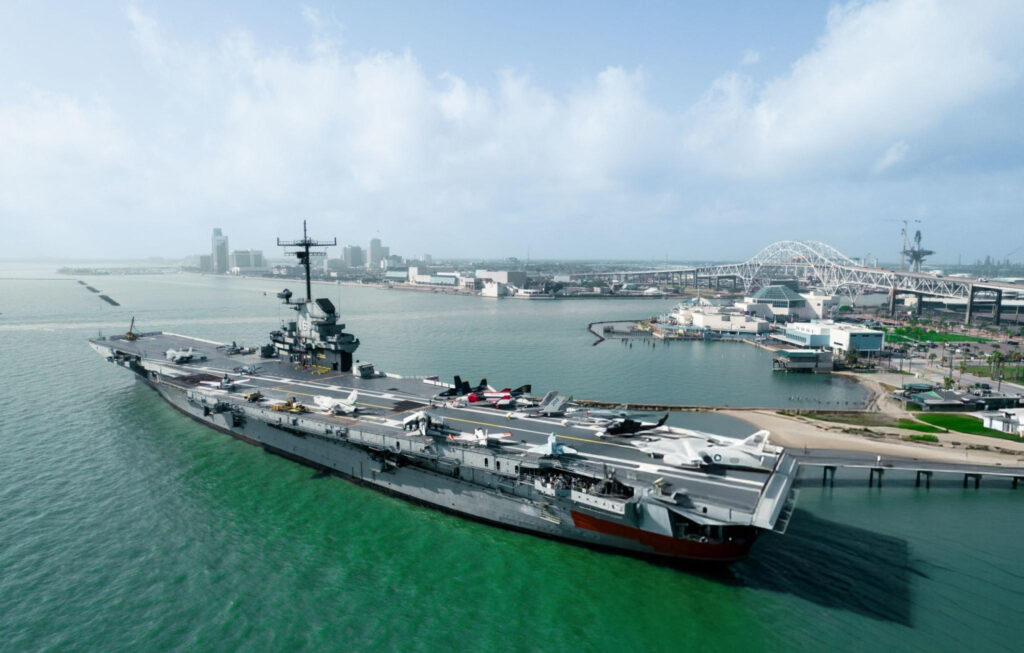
[1,266,1020,651]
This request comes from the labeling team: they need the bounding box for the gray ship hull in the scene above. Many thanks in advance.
[91,331,797,564]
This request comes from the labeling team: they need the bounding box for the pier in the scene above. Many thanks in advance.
[797,452,1024,490]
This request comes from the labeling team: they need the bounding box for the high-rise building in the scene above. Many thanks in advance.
[369,238,383,269]
[211,228,229,274]
[343,245,365,268]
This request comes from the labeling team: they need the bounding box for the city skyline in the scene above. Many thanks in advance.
[2,1,1023,262]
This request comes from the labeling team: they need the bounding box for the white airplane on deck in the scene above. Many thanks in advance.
[198,374,251,392]
[632,430,774,470]
[314,390,360,415]
[447,428,513,446]
[165,347,206,363]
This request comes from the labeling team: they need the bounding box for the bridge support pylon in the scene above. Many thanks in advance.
[965,285,976,325]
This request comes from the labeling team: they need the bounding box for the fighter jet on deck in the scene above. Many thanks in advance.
[314,390,360,415]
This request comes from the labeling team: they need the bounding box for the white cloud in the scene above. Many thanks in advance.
[683,0,1023,177]
[1,1,1023,260]
[873,140,910,173]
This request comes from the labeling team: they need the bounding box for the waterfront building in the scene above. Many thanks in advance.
[828,323,884,355]
[476,269,527,287]
[777,321,885,356]
[671,305,769,336]
[780,322,833,348]
[230,249,264,270]
[772,349,834,373]
[481,281,508,297]
[734,285,839,321]
[199,255,212,273]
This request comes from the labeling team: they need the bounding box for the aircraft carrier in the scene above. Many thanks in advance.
[89,224,798,563]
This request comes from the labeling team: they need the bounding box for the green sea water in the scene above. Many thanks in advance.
[1,267,1021,652]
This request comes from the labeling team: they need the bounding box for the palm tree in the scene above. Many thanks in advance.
[988,351,1004,380]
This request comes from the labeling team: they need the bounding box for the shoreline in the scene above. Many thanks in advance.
[722,406,1024,466]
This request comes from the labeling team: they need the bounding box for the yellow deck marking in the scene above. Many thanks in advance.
[261,385,394,409]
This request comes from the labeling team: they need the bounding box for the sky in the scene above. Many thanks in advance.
[2,0,1023,263]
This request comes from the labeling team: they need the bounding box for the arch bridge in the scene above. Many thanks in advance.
[569,240,1017,324]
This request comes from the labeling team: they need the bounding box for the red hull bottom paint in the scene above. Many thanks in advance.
[570,511,755,562]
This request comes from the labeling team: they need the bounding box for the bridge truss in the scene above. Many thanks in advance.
[570,240,1015,322]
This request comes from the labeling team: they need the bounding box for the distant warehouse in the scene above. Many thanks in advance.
[776,321,885,356]
[475,269,527,287]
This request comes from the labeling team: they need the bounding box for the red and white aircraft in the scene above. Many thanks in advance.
[466,384,532,409]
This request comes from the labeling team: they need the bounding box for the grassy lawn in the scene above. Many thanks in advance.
[916,413,1021,441]
[797,412,946,433]
[962,364,1024,383]
[895,419,943,433]
[886,326,989,343]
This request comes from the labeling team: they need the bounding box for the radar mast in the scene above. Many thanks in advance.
[277,220,336,303]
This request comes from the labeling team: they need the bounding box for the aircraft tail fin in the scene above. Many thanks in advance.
[656,413,669,427]
[512,384,532,395]
[738,430,769,449]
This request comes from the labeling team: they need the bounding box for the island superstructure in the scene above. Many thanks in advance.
[89,223,799,563]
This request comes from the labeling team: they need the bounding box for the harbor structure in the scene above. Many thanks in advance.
[772,349,834,373]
